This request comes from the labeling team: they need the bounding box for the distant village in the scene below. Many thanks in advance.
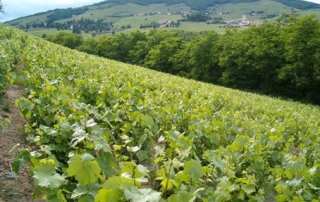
[21,8,275,33]
[216,14,264,28]
[133,10,265,29]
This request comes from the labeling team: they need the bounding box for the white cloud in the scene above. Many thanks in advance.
[305,0,320,3]
[0,0,102,22]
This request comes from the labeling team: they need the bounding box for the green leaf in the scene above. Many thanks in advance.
[12,149,30,173]
[241,184,255,195]
[92,135,111,152]
[33,159,65,189]
[308,183,320,190]
[95,188,123,202]
[137,164,150,177]
[229,135,250,152]
[79,195,94,202]
[102,176,122,189]
[160,179,178,191]
[71,183,100,199]
[136,150,149,162]
[45,189,67,202]
[287,177,303,187]
[124,187,161,202]
[184,159,203,182]
[167,191,195,202]
[203,150,225,172]
[176,171,189,183]
[96,152,116,176]
[113,145,122,151]
[68,154,102,186]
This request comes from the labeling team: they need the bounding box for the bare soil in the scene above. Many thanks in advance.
[0,85,41,202]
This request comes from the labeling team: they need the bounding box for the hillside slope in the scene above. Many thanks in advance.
[5,0,320,27]
[1,25,320,201]
[105,0,320,10]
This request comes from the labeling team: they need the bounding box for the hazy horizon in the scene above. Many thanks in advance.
[0,0,102,22]
[1,0,320,23]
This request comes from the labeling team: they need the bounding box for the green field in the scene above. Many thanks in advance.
[209,0,320,20]
[114,14,182,29]
[178,22,226,33]
[26,28,98,38]
[25,28,72,37]
[7,12,53,26]
[55,3,191,23]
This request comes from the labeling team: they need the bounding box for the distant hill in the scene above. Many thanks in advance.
[104,0,259,11]
[4,0,320,36]
[6,0,320,24]
[104,0,320,11]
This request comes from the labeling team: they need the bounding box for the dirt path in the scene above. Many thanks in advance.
[0,85,41,202]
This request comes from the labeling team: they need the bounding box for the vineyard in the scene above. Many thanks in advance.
[1,25,320,201]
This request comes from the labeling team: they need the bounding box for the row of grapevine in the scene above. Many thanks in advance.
[1,25,320,201]
[0,27,22,130]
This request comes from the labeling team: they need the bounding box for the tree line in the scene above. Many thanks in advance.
[47,15,320,105]
[21,18,114,34]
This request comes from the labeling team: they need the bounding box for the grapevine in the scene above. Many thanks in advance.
[1,25,320,201]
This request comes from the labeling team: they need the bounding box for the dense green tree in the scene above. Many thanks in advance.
[188,31,222,83]
[77,38,98,55]
[144,37,184,73]
[279,15,320,103]
[169,41,193,77]
[128,30,176,66]
[72,25,81,34]
[47,32,84,49]
[186,13,211,22]
[218,29,251,88]
[219,23,285,93]
[97,33,131,62]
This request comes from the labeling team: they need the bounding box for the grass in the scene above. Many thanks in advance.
[114,14,182,30]
[7,12,53,26]
[25,28,72,37]
[57,3,191,23]
[209,0,294,19]
[209,0,320,20]
[177,22,226,33]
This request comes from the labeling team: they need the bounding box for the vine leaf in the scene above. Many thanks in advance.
[33,159,65,189]
[167,191,195,202]
[71,183,100,199]
[68,154,103,186]
[184,159,203,182]
[95,188,123,202]
[241,184,256,194]
[124,186,161,202]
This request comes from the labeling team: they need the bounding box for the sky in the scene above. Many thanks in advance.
[1,0,320,22]
[0,0,103,22]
